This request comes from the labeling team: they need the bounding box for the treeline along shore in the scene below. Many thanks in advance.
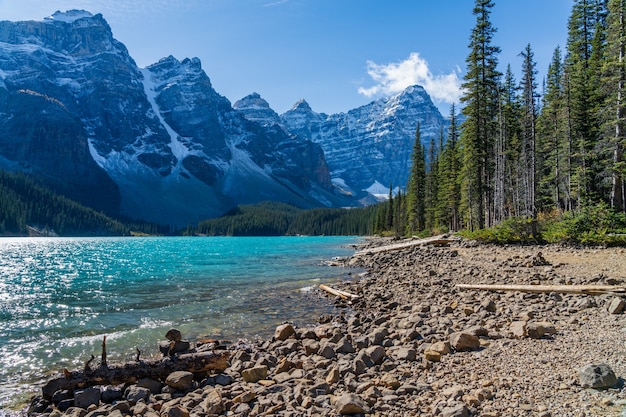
[24,237,626,417]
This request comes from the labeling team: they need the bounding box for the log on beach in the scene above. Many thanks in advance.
[353,234,458,256]
[42,350,229,400]
[319,284,359,300]
[456,283,626,295]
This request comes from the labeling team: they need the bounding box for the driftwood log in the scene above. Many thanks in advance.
[353,234,457,256]
[319,284,359,300]
[456,283,626,295]
[42,350,229,401]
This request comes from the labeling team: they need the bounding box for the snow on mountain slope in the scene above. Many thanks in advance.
[278,85,447,197]
[0,11,354,226]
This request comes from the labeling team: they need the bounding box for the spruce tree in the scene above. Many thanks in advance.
[519,43,539,217]
[537,46,568,212]
[565,0,608,206]
[406,124,426,234]
[602,0,626,211]
[460,0,502,230]
[436,104,462,232]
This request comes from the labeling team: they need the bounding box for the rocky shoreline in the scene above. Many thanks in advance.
[24,237,626,416]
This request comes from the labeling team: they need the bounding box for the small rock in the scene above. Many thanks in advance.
[64,407,87,417]
[159,340,191,355]
[326,367,340,384]
[165,329,182,342]
[607,297,625,314]
[124,386,150,404]
[424,349,441,362]
[165,371,194,391]
[393,347,416,361]
[578,363,618,389]
[202,388,224,414]
[526,321,556,339]
[232,390,256,403]
[442,402,470,417]
[335,393,368,415]
[241,365,268,383]
[74,387,101,409]
[274,323,295,341]
[449,331,480,351]
[430,341,451,355]
[365,345,386,364]
[509,321,527,338]
[161,405,189,417]
[380,373,401,390]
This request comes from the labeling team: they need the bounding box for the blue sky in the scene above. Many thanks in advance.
[0,0,572,115]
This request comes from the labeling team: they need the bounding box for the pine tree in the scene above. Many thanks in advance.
[460,0,502,230]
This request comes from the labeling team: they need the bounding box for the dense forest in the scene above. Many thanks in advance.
[375,0,626,244]
[187,202,378,236]
[0,170,166,236]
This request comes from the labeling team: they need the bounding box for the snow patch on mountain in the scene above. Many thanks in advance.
[45,10,94,23]
[140,67,190,163]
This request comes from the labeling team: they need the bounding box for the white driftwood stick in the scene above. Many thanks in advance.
[319,284,359,299]
[456,283,626,295]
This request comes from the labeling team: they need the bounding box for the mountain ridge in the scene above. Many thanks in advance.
[0,10,447,226]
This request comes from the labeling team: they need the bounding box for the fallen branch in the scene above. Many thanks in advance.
[354,234,457,256]
[456,283,626,295]
[319,284,359,300]
[42,350,229,401]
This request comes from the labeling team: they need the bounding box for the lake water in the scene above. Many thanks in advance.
[0,236,360,413]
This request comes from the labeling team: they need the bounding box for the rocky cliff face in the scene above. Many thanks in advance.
[0,11,348,226]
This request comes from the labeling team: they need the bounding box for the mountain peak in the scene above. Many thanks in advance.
[233,92,271,110]
[291,99,312,112]
[233,93,280,126]
[45,10,95,23]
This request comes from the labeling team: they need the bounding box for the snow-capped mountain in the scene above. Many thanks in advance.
[0,11,348,226]
[280,85,447,198]
[0,10,448,226]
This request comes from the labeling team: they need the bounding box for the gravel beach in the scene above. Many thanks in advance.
[25,237,626,417]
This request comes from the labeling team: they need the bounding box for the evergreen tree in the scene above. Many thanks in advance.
[537,46,569,212]
[406,124,426,233]
[387,183,394,229]
[437,104,462,232]
[425,134,440,232]
[519,43,539,217]
[565,0,609,206]
[602,0,626,211]
[460,0,502,230]
[498,65,522,219]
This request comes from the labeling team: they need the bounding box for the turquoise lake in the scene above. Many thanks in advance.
[0,236,360,412]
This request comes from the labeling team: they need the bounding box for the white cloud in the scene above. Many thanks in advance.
[358,52,462,108]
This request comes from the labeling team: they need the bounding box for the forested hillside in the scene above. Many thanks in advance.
[0,170,139,236]
[382,0,626,244]
[188,202,378,236]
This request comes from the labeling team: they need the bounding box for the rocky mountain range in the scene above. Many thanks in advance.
[0,10,448,227]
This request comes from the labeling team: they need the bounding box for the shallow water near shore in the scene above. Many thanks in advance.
[0,235,360,413]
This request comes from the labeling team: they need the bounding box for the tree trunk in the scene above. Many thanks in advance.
[41,350,230,401]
